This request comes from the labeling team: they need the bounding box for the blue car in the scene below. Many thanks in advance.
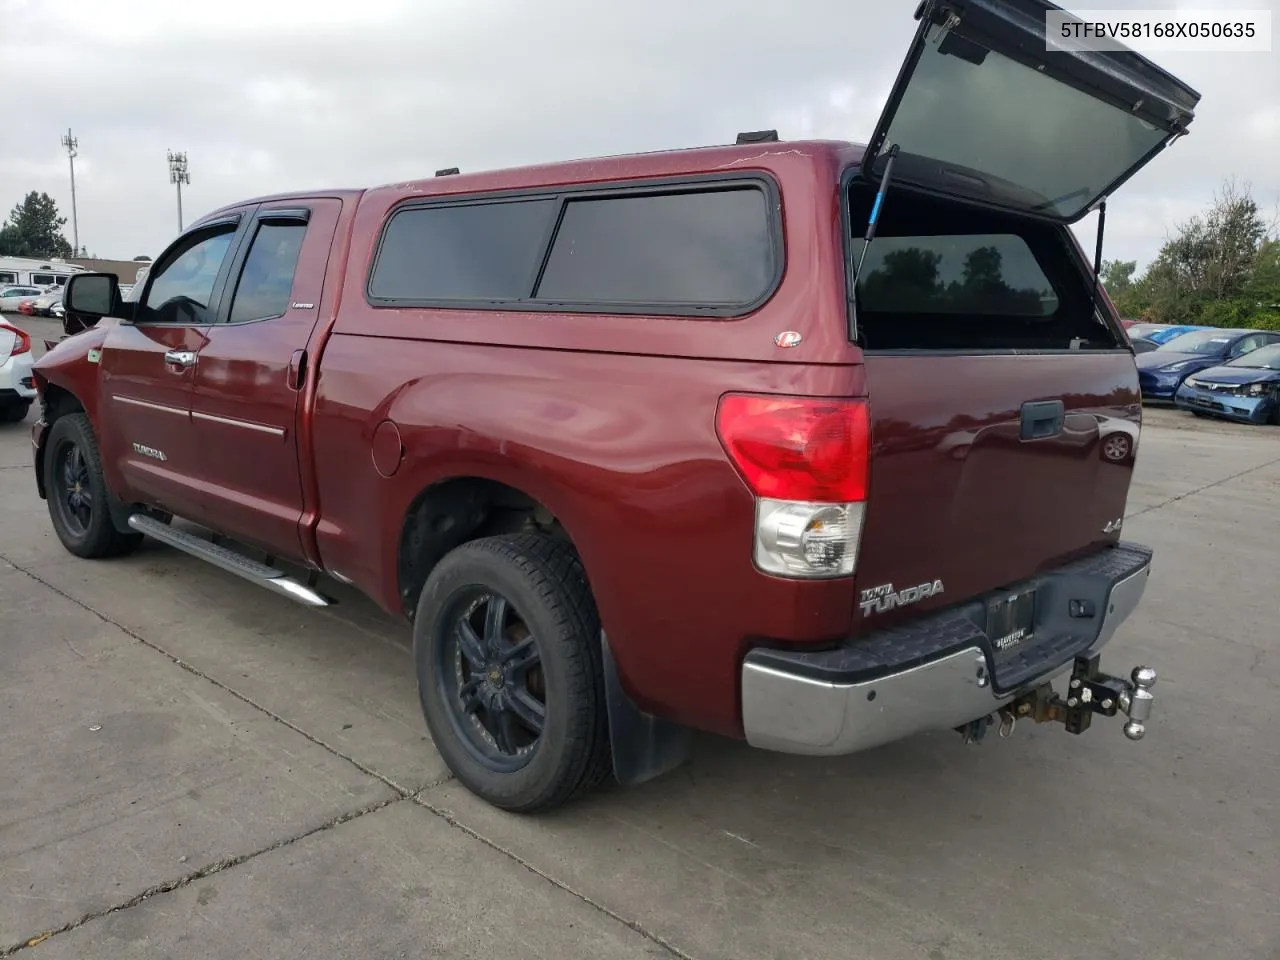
[1135,329,1280,402]
[1174,342,1280,425]
[1126,322,1210,345]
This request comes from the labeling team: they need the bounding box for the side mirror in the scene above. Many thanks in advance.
[62,273,120,336]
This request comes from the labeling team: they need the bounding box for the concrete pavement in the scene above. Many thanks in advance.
[1,366,1277,959]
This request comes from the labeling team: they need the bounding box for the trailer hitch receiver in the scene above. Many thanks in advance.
[1003,654,1157,741]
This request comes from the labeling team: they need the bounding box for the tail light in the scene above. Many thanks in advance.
[716,393,870,579]
[11,326,31,355]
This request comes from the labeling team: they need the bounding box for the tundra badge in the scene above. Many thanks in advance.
[132,442,167,462]
[859,579,944,617]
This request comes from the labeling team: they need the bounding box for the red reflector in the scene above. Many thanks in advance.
[716,393,869,503]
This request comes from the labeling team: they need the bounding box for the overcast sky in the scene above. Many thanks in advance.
[2,0,1276,273]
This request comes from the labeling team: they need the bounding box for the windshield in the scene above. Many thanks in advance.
[1229,343,1280,370]
[869,16,1172,221]
[1155,330,1236,356]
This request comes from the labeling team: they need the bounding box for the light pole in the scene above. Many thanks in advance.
[61,129,79,256]
[167,150,190,232]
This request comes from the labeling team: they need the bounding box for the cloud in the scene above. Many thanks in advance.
[2,0,1276,271]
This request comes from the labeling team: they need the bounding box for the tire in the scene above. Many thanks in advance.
[43,413,143,559]
[0,400,30,423]
[413,533,611,813]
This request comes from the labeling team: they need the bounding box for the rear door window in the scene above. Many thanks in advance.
[225,222,306,323]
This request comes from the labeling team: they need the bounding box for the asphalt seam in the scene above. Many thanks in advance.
[410,793,693,960]
[0,795,408,957]
[0,551,426,800]
[1126,452,1280,519]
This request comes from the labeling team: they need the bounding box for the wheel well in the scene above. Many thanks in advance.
[42,384,84,422]
[33,385,86,500]
[396,477,572,618]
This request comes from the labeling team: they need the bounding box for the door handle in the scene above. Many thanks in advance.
[164,350,197,368]
[1020,400,1065,440]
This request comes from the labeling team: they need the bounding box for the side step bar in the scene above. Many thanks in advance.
[127,514,333,608]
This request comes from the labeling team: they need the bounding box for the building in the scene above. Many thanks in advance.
[68,258,152,286]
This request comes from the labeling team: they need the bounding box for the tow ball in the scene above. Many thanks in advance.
[958,654,1157,744]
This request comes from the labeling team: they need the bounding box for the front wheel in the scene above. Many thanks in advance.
[43,413,143,559]
[413,534,611,813]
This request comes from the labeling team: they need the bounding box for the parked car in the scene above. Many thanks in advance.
[1173,343,1280,425]
[0,286,43,312]
[1136,329,1280,401]
[0,320,36,422]
[27,289,64,317]
[32,0,1184,812]
[1126,322,1209,345]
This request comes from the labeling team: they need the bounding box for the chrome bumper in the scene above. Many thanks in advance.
[741,546,1152,756]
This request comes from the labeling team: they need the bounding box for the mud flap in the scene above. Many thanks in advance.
[602,632,693,786]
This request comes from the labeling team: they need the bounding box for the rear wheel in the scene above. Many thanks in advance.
[0,400,30,423]
[43,413,143,559]
[413,533,610,812]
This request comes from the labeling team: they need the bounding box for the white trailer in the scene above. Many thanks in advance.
[0,256,87,288]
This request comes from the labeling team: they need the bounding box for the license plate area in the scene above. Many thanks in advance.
[985,586,1037,660]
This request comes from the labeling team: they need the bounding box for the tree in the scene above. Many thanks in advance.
[1101,259,1137,294]
[0,192,73,259]
[1112,178,1279,327]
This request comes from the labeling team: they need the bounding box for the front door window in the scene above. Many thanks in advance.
[139,228,236,325]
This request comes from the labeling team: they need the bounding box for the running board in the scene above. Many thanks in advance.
[127,514,333,608]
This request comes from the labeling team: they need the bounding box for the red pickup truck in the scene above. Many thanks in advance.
[34,0,1192,812]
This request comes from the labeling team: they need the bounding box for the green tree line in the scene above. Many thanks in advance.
[1102,179,1280,331]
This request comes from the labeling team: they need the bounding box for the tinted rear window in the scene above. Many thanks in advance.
[368,182,776,311]
[857,234,1058,316]
[369,199,557,301]
[535,187,774,305]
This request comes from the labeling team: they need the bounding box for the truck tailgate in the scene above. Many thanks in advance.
[853,351,1140,629]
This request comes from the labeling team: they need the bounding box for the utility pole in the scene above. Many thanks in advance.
[61,129,79,256]
[167,150,190,231]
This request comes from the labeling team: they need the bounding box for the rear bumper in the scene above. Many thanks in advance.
[741,542,1152,755]
[0,357,37,400]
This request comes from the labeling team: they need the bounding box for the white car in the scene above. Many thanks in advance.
[0,320,36,422]
[0,286,43,312]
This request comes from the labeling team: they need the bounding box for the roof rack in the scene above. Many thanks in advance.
[735,130,779,144]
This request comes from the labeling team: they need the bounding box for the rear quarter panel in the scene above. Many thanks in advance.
[311,147,863,737]
[312,342,864,737]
